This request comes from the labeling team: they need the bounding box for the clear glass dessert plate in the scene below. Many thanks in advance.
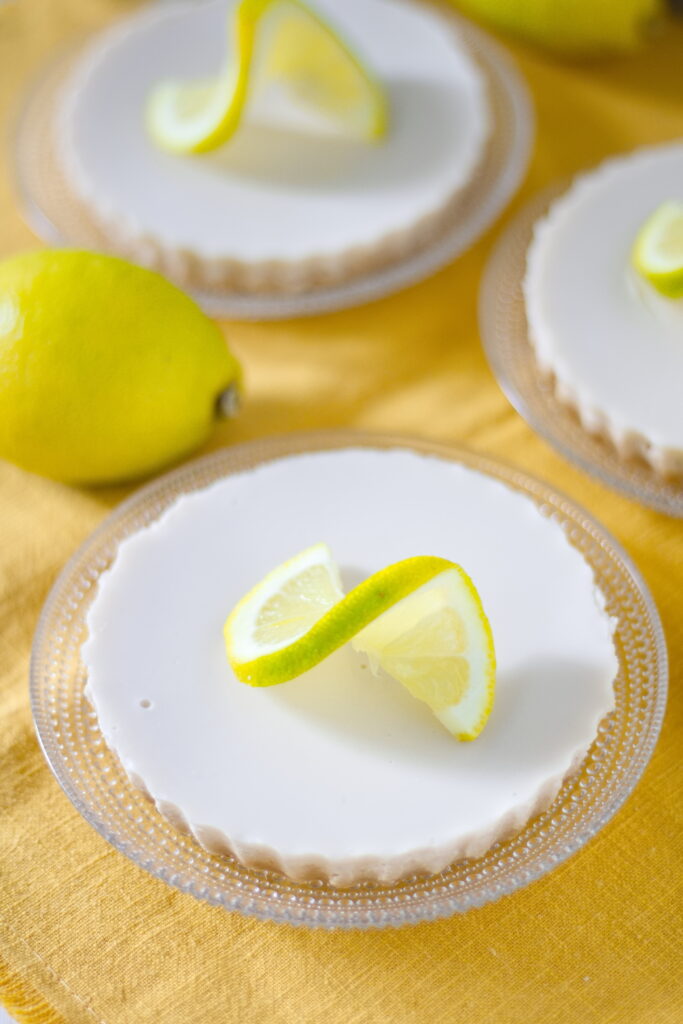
[31,432,667,930]
[13,7,533,320]
[479,185,683,518]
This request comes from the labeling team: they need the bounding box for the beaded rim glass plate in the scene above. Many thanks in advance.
[479,185,683,518]
[12,7,533,320]
[30,432,667,930]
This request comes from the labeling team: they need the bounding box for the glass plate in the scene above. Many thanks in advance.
[479,185,683,518]
[13,7,533,320]
[30,432,667,929]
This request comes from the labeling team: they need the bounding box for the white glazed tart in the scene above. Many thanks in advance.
[82,448,617,886]
[524,143,683,478]
[58,0,490,294]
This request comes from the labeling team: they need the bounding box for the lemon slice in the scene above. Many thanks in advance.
[224,545,496,741]
[351,566,495,741]
[225,542,345,666]
[147,0,388,154]
[632,201,683,299]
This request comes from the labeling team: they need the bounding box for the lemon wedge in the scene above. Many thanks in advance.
[351,566,496,741]
[147,0,388,154]
[632,201,683,299]
[224,544,496,741]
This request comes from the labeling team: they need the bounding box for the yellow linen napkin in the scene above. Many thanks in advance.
[1,3,682,1022]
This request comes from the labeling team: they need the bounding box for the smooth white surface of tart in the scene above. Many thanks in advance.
[58,0,490,290]
[524,143,683,476]
[82,449,617,886]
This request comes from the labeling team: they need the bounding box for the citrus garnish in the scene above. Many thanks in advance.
[224,544,496,741]
[351,565,496,741]
[632,201,683,299]
[147,0,388,154]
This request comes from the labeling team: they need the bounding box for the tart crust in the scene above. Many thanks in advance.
[123,744,588,885]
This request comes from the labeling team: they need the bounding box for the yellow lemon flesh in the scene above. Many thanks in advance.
[224,543,496,741]
[0,250,241,484]
[351,567,496,741]
[632,201,683,300]
[147,0,388,154]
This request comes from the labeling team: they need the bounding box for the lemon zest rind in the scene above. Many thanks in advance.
[225,555,453,686]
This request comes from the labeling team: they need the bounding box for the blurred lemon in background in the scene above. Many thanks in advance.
[0,250,241,485]
[452,0,666,56]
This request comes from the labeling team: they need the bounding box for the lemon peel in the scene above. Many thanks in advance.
[224,544,496,740]
[147,0,388,154]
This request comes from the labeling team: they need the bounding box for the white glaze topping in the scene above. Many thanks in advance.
[83,449,617,883]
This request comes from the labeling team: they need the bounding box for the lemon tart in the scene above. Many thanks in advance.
[57,0,491,294]
[54,0,491,296]
[524,143,683,477]
[82,448,617,886]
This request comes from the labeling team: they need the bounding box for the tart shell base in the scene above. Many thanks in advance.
[537,360,683,480]
[124,745,588,886]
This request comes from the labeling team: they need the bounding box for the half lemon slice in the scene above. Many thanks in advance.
[632,201,683,299]
[147,0,388,154]
[224,544,496,741]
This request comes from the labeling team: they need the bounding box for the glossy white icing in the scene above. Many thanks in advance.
[83,449,617,884]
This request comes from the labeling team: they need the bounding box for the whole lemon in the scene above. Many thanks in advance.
[453,0,664,55]
[0,250,241,484]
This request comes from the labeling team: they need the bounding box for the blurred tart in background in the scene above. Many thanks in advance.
[524,142,683,478]
[57,0,491,294]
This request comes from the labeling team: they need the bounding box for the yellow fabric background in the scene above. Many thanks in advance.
[1,3,682,1022]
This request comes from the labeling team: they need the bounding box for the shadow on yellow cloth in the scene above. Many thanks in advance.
[0,2,682,1022]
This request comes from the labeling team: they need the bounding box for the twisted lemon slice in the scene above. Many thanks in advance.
[147,0,388,154]
[224,543,496,740]
[632,201,683,299]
